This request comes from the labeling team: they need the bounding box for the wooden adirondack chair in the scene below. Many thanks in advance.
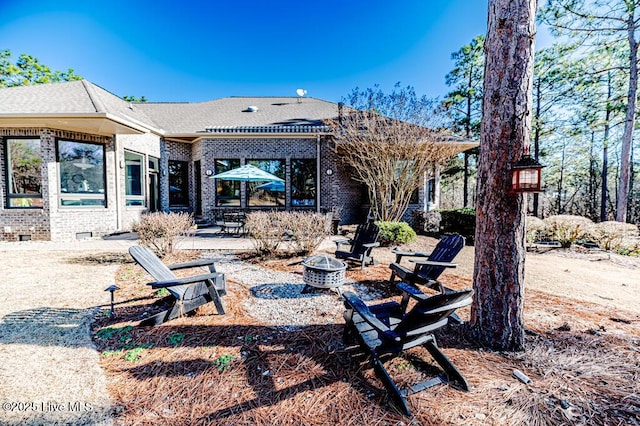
[334,222,381,270]
[388,234,465,293]
[129,246,226,326]
[342,282,474,416]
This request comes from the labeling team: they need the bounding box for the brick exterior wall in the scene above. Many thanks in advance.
[1,128,427,241]
[168,135,370,224]
[0,128,117,241]
[0,128,50,240]
[164,140,193,214]
[193,136,323,222]
[118,133,162,231]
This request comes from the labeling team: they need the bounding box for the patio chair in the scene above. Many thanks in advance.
[388,234,465,293]
[342,282,474,416]
[128,246,226,326]
[334,221,380,270]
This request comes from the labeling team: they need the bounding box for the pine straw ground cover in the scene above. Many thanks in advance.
[92,248,640,426]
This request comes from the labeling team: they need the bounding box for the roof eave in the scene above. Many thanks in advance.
[164,130,332,143]
[0,112,160,136]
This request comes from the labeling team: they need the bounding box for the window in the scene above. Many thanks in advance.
[247,159,285,207]
[291,159,316,207]
[215,159,240,206]
[125,150,145,206]
[6,138,43,208]
[426,178,435,205]
[148,156,160,212]
[168,160,189,206]
[57,140,106,207]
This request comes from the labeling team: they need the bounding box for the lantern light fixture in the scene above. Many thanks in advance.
[511,146,544,193]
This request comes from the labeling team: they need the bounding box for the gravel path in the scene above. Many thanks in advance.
[209,255,386,329]
[0,247,124,426]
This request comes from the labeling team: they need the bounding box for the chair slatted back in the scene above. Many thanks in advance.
[129,246,199,300]
[416,234,465,281]
[393,289,473,336]
[351,222,380,256]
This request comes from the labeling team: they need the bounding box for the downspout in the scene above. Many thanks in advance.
[423,171,428,212]
[316,134,321,212]
[433,165,441,210]
[113,135,123,231]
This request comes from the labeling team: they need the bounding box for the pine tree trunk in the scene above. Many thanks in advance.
[616,9,638,223]
[471,0,537,352]
[601,72,613,222]
[533,81,541,217]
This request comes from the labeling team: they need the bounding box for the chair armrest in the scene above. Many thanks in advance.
[408,259,457,268]
[168,258,220,271]
[343,292,401,342]
[362,242,380,248]
[334,238,352,249]
[397,282,425,297]
[148,272,223,289]
[391,248,432,263]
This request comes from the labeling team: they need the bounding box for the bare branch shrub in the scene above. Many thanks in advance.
[543,215,593,248]
[244,211,282,256]
[328,84,469,222]
[245,211,331,257]
[134,212,194,257]
[281,212,331,255]
[589,221,639,251]
[525,216,547,244]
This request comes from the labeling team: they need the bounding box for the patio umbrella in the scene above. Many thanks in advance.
[209,164,284,182]
[255,181,287,192]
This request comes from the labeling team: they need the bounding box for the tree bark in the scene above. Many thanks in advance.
[471,0,537,352]
[463,83,472,207]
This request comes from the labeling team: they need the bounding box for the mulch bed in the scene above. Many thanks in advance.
[91,252,640,425]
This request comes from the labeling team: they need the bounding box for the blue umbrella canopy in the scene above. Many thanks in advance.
[210,164,284,182]
[255,181,288,192]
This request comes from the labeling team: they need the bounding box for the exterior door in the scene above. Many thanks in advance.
[148,156,160,212]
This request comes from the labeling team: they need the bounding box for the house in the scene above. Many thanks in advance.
[0,80,474,241]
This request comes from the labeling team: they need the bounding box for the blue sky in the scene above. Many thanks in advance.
[0,1,544,103]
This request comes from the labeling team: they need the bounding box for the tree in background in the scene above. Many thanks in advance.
[443,35,485,207]
[472,0,537,351]
[541,0,640,223]
[530,42,583,216]
[123,95,148,103]
[330,84,460,222]
[0,49,82,87]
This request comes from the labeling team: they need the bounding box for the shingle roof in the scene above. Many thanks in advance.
[136,97,339,134]
[0,80,158,128]
[0,81,340,136]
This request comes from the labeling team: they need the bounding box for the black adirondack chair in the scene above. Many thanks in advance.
[388,234,465,293]
[129,246,226,326]
[342,282,474,416]
[334,222,381,270]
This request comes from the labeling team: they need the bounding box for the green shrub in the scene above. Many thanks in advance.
[525,216,547,244]
[375,221,417,246]
[589,221,639,251]
[439,208,475,244]
[543,215,593,248]
[134,212,195,257]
